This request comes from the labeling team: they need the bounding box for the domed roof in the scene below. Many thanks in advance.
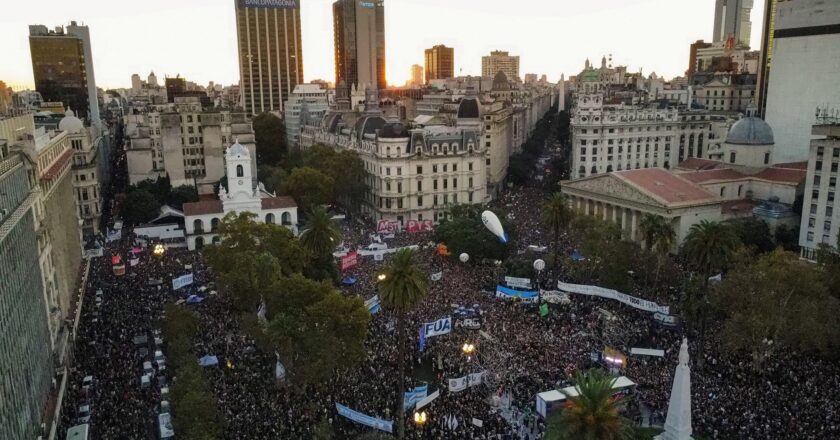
[354,116,386,141]
[457,97,480,119]
[227,140,250,158]
[492,71,510,91]
[59,108,84,133]
[379,122,410,138]
[725,115,774,145]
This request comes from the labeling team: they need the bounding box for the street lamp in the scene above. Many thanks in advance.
[459,253,469,263]
[533,259,545,307]
[377,273,387,282]
[413,410,428,426]
[153,243,165,258]
[462,342,475,361]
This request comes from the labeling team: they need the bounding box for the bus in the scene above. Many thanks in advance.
[535,376,636,418]
[66,424,89,440]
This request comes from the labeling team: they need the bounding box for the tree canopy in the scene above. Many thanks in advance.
[120,189,160,225]
[253,112,287,166]
[546,369,633,440]
[280,167,335,215]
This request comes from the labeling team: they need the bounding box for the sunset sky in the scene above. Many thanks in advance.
[0,0,765,89]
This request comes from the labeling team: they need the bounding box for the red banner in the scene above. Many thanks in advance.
[111,255,122,265]
[376,220,400,234]
[406,220,434,233]
[341,251,358,272]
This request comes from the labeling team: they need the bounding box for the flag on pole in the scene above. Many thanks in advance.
[419,326,426,353]
[539,303,549,317]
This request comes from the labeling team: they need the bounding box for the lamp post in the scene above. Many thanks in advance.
[153,243,165,257]
[413,410,428,426]
[533,259,545,308]
[377,273,387,282]
[462,342,475,361]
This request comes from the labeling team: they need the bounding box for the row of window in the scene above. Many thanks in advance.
[373,162,477,177]
[378,192,477,210]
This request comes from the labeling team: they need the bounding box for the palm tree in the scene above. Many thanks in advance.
[546,369,633,440]
[542,193,575,261]
[299,206,341,258]
[639,214,676,286]
[377,248,428,439]
[682,220,740,367]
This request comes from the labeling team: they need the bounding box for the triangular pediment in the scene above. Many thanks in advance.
[564,174,666,208]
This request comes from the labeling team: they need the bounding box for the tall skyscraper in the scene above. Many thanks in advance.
[234,0,303,115]
[713,0,754,47]
[482,50,520,82]
[765,0,840,163]
[409,64,423,87]
[425,44,455,82]
[29,21,100,124]
[333,0,386,90]
[756,0,778,116]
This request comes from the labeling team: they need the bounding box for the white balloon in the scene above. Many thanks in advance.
[481,211,508,244]
[459,253,469,263]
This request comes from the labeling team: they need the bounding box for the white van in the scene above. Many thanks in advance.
[143,361,154,375]
[140,374,151,388]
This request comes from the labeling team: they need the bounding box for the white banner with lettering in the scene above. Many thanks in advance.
[505,276,532,289]
[448,371,485,393]
[557,282,669,314]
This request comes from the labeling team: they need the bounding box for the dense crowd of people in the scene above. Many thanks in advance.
[59,156,840,439]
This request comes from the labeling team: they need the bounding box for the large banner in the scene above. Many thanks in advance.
[505,276,532,289]
[416,389,440,409]
[448,372,485,392]
[335,403,393,433]
[422,317,452,338]
[406,220,434,233]
[557,282,670,314]
[340,251,358,272]
[376,220,400,234]
[237,0,298,8]
[403,385,428,410]
[173,273,194,290]
[495,285,538,303]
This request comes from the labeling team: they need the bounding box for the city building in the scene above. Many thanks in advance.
[131,73,142,92]
[62,109,109,237]
[333,0,386,90]
[799,123,840,260]
[284,83,330,149]
[764,0,840,163]
[524,73,538,84]
[183,141,298,250]
[125,97,256,193]
[687,40,713,78]
[0,151,53,440]
[234,0,304,114]
[481,51,520,82]
[300,91,489,224]
[713,0,754,47]
[409,64,424,87]
[425,44,454,82]
[756,0,779,116]
[691,73,757,113]
[29,21,101,125]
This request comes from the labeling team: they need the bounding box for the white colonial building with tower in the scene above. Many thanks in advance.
[182,141,298,250]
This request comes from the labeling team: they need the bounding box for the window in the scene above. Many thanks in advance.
[468,162,473,171]
[386,167,391,176]
[266,213,275,224]
[809,218,816,228]
[720,187,726,197]
[443,179,448,189]
[417,196,423,207]
[729,152,736,164]
[453,164,457,172]
[433,165,438,173]
[815,176,822,186]
[397,167,402,176]
[236,164,244,177]
[764,153,770,165]
[398,183,403,193]
[443,164,448,172]
[386,182,392,192]
[453,178,458,189]
[469,192,474,202]
[417,181,422,192]
[807,231,814,242]
[468,177,473,188]
[433,180,438,190]
[417,165,423,174]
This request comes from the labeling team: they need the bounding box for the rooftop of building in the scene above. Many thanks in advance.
[182,196,297,217]
[615,167,718,205]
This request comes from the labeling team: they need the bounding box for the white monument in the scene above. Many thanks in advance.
[656,338,693,440]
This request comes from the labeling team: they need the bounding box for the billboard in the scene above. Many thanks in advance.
[238,0,298,9]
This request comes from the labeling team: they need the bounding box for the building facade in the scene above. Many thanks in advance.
[481,51,520,82]
[0,152,53,440]
[713,0,754,47]
[284,83,330,149]
[756,0,779,116]
[333,0,386,90]
[125,97,256,193]
[183,142,298,250]
[29,22,100,125]
[409,64,424,87]
[425,45,454,82]
[764,0,840,163]
[62,110,108,237]
[799,124,840,260]
[234,0,304,114]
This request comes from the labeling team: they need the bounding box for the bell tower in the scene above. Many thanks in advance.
[225,140,254,200]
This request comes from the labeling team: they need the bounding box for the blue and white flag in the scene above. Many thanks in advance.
[421,317,452,338]
[419,325,426,353]
[495,285,538,303]
[335,403,393,433]
[403,385,428,410]
[364,295,381,314]
[172,273,194,290]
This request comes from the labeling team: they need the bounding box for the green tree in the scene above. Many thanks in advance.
[434,204,510,261]
[301,145,368,214]
[546,369,633,440]
[377,249,428,439]
[253,112,287,165]
[264,274,369,385]
[168,185,199,210]
[132,175,171,205]
[258,165,288,193]
[714,249,840,368]
[299,206,342,281]
[731,218,775,254]
[773,224,800,252]
[204,212,306,310]
[542,193,574,262]
[639,214,676,287]
[682,220,741,366]
[120,189,160,225]
[816,235,840,300]
[280,166,335,214]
